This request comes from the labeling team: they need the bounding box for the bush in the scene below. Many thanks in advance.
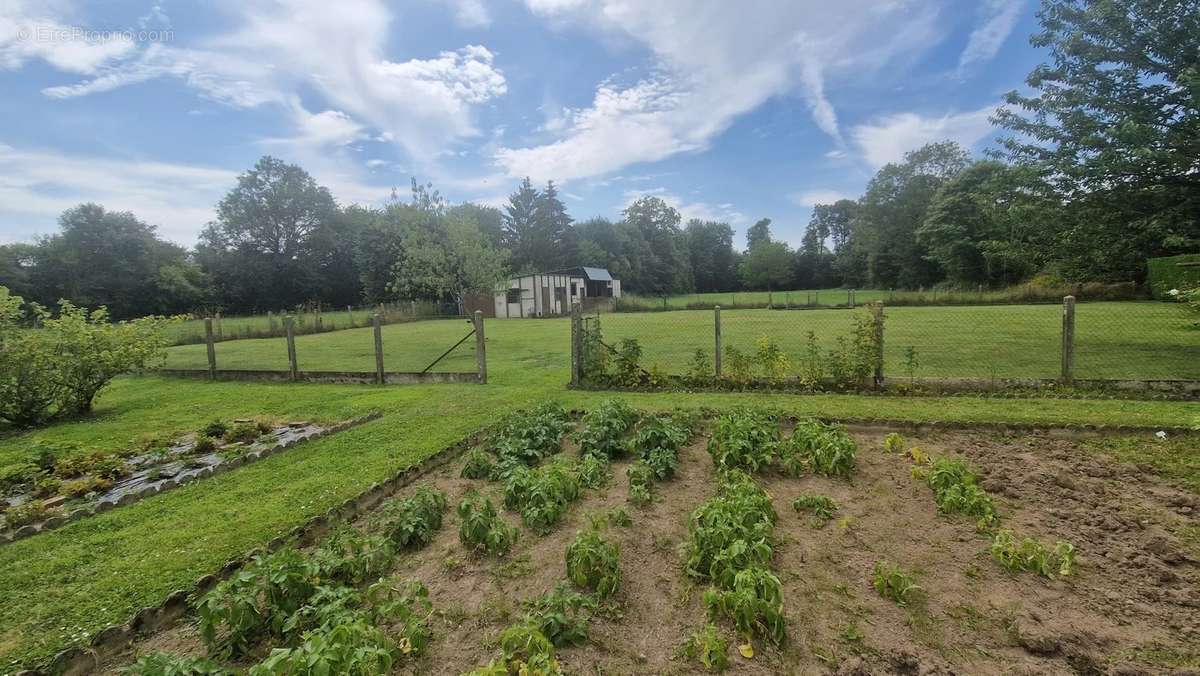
[565,526,621,598]
[461,448,495,480]
[379,485,447,549]
[224,423,261,444]
[913,456,997,528]
[458,494,519,556]
[122,652,231,675]
[200,420,229,438]
[3,499,61,528]
[707,408,778,473]
[61,476,113,498]
[0,289,177,427]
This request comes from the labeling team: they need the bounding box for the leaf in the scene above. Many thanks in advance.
[738,642,754,658]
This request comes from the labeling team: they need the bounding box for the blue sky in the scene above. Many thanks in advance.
[0,0,1044,248]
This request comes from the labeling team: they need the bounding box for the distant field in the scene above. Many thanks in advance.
[164,301,1199,381]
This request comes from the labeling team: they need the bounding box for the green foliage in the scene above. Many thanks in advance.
[721,344,754,385]
[458,494,519,556]
[626,461,655,506]
[565,526,621,598]
[754,335,791,379]
[914,456,997,528]
[989,530,1076,578]
[249,616,397,675]
[31,473,61,498]
[791,494,837,522]
[680,623,730,672]
[872,560,921,606]
[685,470,776,589]
[883,432,904,454]
[461,448,495,480]
[687,348,713,381]
[60,476,113,498]
[503,460,581,534]
[628,414,688,481]
[3,499,61,528]
[707,408,779,473]
[826,311,879,389]
[310,529,394,586]
[574,398,637,459]
[779,420,857,478]
[573,453,611,489]
[492,401,570,467]
[200,420,229,438]
[0,290,176,426]
[465,622,563,676]
[224,423,261,444]
[1149,255,1200,299]
[193,437,217,454]
[122,652,232,675]
[378,484,447,549]
[92,455,132,481]
[703,566,786,646]
[521,582,596,647]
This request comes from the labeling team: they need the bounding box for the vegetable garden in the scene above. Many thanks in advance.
[90,403,1199,675]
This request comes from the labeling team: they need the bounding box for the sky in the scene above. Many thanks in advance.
[0,0,1045,249]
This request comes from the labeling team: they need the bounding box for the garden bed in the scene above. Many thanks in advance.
[91,407,1199,675]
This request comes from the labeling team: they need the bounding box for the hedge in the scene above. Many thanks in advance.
[1147,254,1200,299]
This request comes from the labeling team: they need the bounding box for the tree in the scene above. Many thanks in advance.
[745,218,773,250]
[738,220,793,303]
[799,200,859,288]
[621,196,692,295]
[993,0,1200,281]
[502,177,541,273]
[531,180,575,268]
[684,220,737,292]
[388,210,508,313]
[197,156,339,312]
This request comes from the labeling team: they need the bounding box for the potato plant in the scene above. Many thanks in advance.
[460,448,495,480]
[574,453,611,489]
[121,652,231,675]
[679,623,730,672]
[492,401,571,466]
[792,494,837,522]
[458,493,519,556]
[466,621,564,676]
[872,560,921,606]
[249,617,398,675]
[565,526,621,598]
[504,459,581,534]
[379,484,448,549]
[626,461,655,506]
[310,529,394,585]
[883,432,904,454]
[521,582,597,647]
[707,408,779,472]
[703,566,786,646]
[913,456,997,528]
[780,419,857,478]
[574,398,638,459]
[685,470,776,587]
[990,530,1076,577]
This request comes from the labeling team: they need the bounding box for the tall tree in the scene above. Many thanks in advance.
[745,218,773,250]
[621,196,692,295]
[684,220,738,292]
[197,156,339,311]
[389,210,508,313]
[993,0,1200,281]
[738,220,793,302]
[800,200,859,288]
[502,177,541,272]
[531,180,575,269]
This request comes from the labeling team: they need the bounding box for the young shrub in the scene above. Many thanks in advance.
[200,420,229,438]
[754,335,791,380]
[61,475,113,498]
[192,436,218,454]
[504,460,581,534]
[574,453,611,489]
[883,432,904,454]
[121,652,232,675]
[687,348,713,382]
[782,419,857,478]
[679,623,730,672]
[574,399,638,460]
[460,448,495,480]
[92,454,131,481]
[311,528,395,585]
[565,526,621,598]
[380,484,447,549]
[721,344,754,385]
[917,456,997,528]
[872,560,921,606]
[224,422,261,444]
[612,338,647,387]
[522,582,596,647]
[990,530,1076,578]
[707,408,779,473]
[458,494,519,556]
[703,566,786,646]
[792,494,837,522]
[626,461,655,506]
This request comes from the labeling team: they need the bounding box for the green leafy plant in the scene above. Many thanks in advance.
[680,623,730,672]
[503,459,581,534]
[465,622,564,676]
[779,420,857,478]
[565,526,621,598]
[193,437,217,454]
[721,344,754,385]
[379,484,447,549]
[707,408,779,473]
[311,528,395,585]
[574,453,611,489]
[122,652,232,675]
[31,473,61,498]
[872,560,921,606]
[754,335,791,380]
[249,616,397,675]
[687,348,713,382]
[491,401,571,467]
[461,448,495,480]
[703,566,786,646]
[626,461,655,506]
[3,499,61,528]
[575,399,638,459]
[458,493,519,556]
[522,582,596,647]
[914,456,997,528]
[224,422,261,444]
[989,530,1076,577]
[792,494,837,522]
[684,470,776,588]
[60,475,113,498]
[92,454,131,481]
[200,420,229,438]
[883,432,904,454]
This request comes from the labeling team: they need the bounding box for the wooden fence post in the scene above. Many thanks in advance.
[714,305,723,378]
[285,317,298,382]
[204,318,216,380]
[474,310,487,384]
[872,302,885,389]
[373,314,385,384]
[570,304,582,387]
[1061,295,1075,386]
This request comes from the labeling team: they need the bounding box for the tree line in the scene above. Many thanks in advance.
[0,0,1194,318]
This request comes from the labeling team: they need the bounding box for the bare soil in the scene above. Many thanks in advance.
[99,427,1200,675]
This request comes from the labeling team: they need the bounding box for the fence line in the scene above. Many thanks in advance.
[571,298,1199,396]
[160,311,488,385]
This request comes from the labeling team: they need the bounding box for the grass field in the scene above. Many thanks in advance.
[0,303,1197,671]
[163,302,1198,380]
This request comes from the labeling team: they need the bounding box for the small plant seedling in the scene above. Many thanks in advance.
[565,526,621,598]
[872,560,921,606]
[792,494,837,523]
[989,530,1076,577]
[679,623,730,671]
[627,461,655,506]
[883,432,904,454]
[458,494,519,557]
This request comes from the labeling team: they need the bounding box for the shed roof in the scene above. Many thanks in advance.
[546,266,615,281]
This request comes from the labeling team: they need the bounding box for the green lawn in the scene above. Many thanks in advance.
[164,302,1198,380]
[0,307,1197,671]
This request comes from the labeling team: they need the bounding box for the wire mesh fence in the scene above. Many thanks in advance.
[574,299,1198,390]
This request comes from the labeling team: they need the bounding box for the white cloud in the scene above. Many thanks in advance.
[0,142,235,244]
[28,1,506,163]
[0,1,137,74]
[851,106,997,168]
[788,189,850,207]
[445,0,491,27]
[621,187,745,226]
[497,0,946,181]
[958,0,1024,72]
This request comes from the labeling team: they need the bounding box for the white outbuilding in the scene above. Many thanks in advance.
[494,266,621,318]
